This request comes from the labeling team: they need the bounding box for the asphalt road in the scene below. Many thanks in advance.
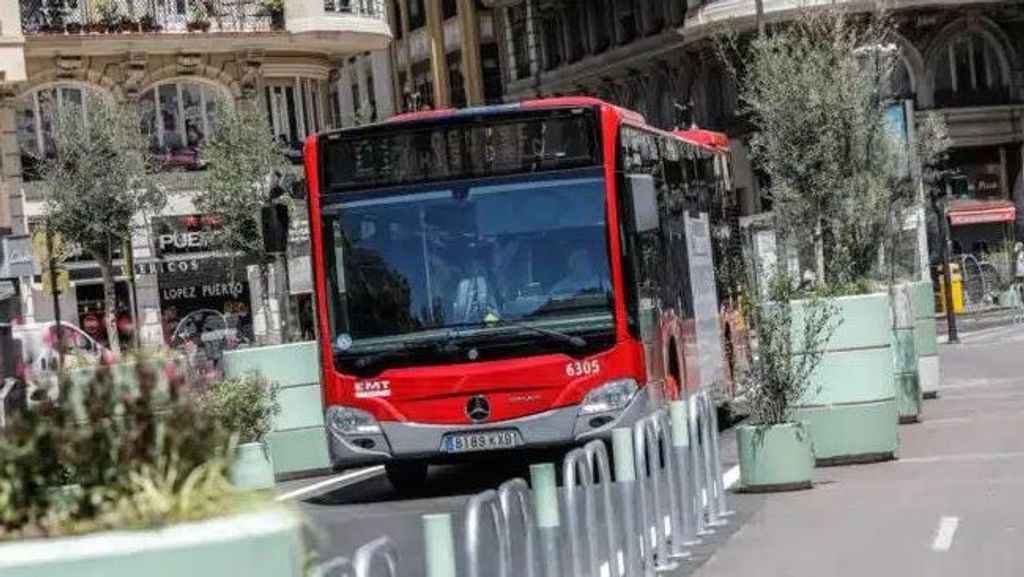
[290,320,1024,577]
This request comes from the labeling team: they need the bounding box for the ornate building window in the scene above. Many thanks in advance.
[933,31,1010,107]
[264,77,328,162]
[139,80,223,170]
[16,83,107,180]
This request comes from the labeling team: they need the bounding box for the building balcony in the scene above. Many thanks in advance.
[18,0,389,56]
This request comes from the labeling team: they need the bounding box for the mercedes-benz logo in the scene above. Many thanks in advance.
[465,395,491,423]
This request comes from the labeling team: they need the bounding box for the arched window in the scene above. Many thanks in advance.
[139,80,223,169]
[933,31,1010,107]
[883,57,914,101]
[16,83,107,179]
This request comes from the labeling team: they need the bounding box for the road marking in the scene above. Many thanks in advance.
[275,466,385,502]
[723,465,740,489]
[931,516,959,552]
[919,416,972,426]
[899,452,1024,465]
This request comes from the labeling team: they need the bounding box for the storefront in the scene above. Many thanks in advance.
[149,215,255,351]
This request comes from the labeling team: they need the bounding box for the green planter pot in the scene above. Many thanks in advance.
[230,441,276,490]
[908,280,939,399]
[223,342,330,479]
[891,285,921,424]
[737,422,814,492]
[789,292,899,466]
[0,509,304,577]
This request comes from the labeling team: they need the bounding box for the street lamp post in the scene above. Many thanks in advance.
[930,175,959,344]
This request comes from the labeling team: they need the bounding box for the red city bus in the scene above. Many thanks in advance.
[304,98,729,491]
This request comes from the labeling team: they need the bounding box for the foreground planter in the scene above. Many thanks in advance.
[891,285,921,424]
[789,292,899,465]
[737,422,814,492]
[230,442,276,490]
[908,280,940,399]
[0,509,304,577]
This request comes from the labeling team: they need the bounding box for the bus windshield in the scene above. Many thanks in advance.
[323,170,613,349]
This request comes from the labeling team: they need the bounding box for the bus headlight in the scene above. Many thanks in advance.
[326,406,383,436]
[579,379,638,415]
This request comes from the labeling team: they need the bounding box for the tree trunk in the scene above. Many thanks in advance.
[814,219,826,288]
[97,259,122,358]
[258,262,274,345]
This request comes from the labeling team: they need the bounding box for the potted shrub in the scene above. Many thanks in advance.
[204,373,281,490]
[94,0,121,33]
[261,0,285,29]
[0,361,303,576]
[736,279,838,492]
[138,14,161,32]
[187,2,211,32]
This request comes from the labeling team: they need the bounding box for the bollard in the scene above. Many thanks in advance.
[423,513,458,577]
[464,489,511,577]
[613,428,643,577]
[353,537,399,577]
[687,394,712,535]
[668,401,700,547]
[703,391,734,520]
[530,463,564,577]
[499,479,538,577]
[634,417,679,574]
[892,284,921,424]
[584,439,624,577]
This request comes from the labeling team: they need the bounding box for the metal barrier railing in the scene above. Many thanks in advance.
[321,388,732,577]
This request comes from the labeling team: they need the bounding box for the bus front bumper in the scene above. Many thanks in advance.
[325,386,654,468]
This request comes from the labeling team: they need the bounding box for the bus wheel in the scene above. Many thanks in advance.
[385,462,428,494]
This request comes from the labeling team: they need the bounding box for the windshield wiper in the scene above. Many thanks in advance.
[348,340,435,369]
[481,315,587,349]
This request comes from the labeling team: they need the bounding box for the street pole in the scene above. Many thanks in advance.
[755,0,765,38]
[935,180,959,344]
[46,226,63,374]
[123,237,140,351]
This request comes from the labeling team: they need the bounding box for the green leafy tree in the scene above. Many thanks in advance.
[722,6,946,288]
[196,103,286,343]
[40,98,164,357]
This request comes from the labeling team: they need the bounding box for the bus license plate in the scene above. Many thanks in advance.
[442,430,522,454]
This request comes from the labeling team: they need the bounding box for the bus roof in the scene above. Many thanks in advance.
[673,129,731,153]
[385,97,646,126]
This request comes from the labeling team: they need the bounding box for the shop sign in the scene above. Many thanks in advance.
[151,215,221,257]
[161,280,246,302]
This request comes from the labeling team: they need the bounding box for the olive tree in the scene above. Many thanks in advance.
[195,102,286,343]
[41,98,164,356]
[724,6,946,288]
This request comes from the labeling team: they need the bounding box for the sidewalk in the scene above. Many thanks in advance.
[693,325,1024,577]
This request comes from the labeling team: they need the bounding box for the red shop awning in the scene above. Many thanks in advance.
[946,199,1016,226]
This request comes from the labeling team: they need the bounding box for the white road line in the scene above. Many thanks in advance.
[275,465,385,502]
[899,451,1024,465]
[931,516,959,552]
[919,416,972,426]
[723,465,740,489]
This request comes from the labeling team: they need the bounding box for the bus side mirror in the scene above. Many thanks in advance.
[628,174,660,233]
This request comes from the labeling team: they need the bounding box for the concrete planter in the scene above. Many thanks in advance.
[230,442,276,490]
[891,285,921,424]
[0,509,304,577]
[737,422,814,492]
[908,280,940,399]
[222,342,330,479]
[789,292,899,465]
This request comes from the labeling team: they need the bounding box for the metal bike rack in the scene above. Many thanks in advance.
[668,400,700,547]
[633,414,680,574]
[701,391,733,523]
[353,537,399,577]
[687,393,713,535]
[463,489,511,577]
[498,478,538,577]
[313,537,398,577]
[563,446,600,576]
[529,463,564,577]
